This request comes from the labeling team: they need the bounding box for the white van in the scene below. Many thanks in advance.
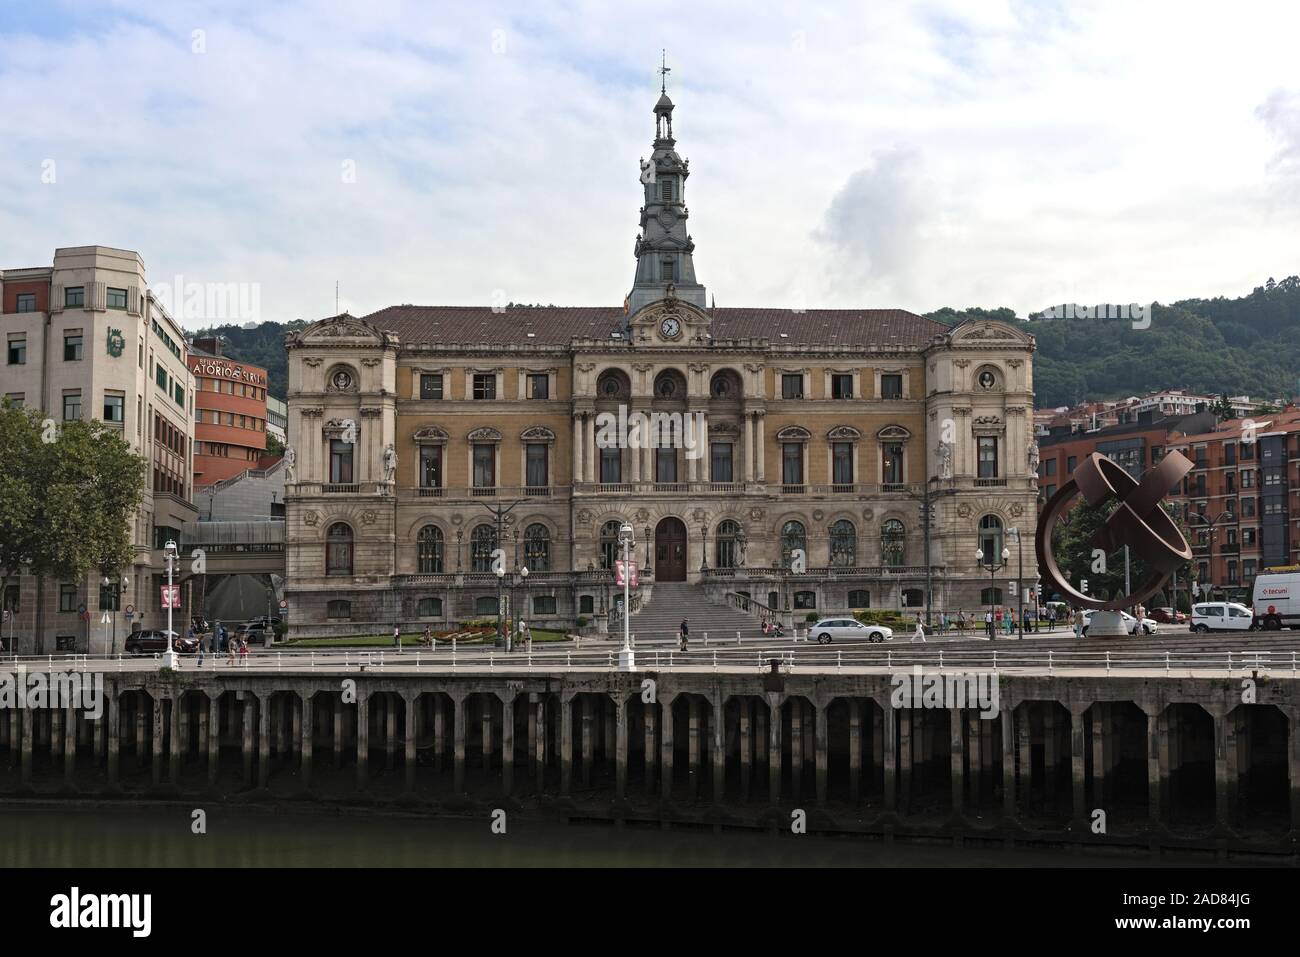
[1252,569,1300,630]
[1190,602,1255,632]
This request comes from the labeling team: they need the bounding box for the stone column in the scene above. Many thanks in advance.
[152,695,165,786]
[815,702,828,805]
[170,695,182,785]
[63,703,77,788]
[93,704,104,770]
[740,699,753,800]
[107,689,120,788]
[661,695,675,801]
[137,693,148,767]
[616,695,629,800]
[644,699,657,793]
[257,693,271,787]
[453,693,466,792]
[1146,707,1160,824]
[950,708,965,814]
[301,693,314,790]
[434,696,446,773]
[1070,704,1087,824]
[1001,707,1015,818]
[572,416,583,485]
[403,693,418,792]
[581,695,593,788]
[1090,704,1106,807]
[1214,708,1232,829]
[743,414,754,483]
[241,694,254,785]
[1017,705,1031,809]
[501,692,515,795]
[755,413,765,483]
[560,693,574,795]
[355,690,369,790]
[386,694,397,770]
[1043,705,1057,801]
[687,697,700,800]
[52,707,63,767]
[766,692,783,804]
[1158,709,1171,819]
[585,413,596,484]
[967,712,982,804]
[481,696,494,780]
[207,692,220,786]
[534,694,547,788]
[898,709,912,814]
[712,691,725,802]
[881,700,896,811]
[1289,707,1300,833]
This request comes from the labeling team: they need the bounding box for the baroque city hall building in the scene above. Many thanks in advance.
[283,92,1039,635]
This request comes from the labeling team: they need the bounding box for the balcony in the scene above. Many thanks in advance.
[702,564,946,580]
[399,485,571,502]
[975,477,1008,488]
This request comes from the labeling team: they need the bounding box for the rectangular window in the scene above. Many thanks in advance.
[329,440,354,484]
[831,374,853,399]
[5,393,23,408]
[599,447,621,483]
[711,442,733,483]
[978,437,999,478]
[659,178,675,201]
[174,383,184,407]
[59,585,77,613]
[527,373,549,399]
[473,444,495,488]
[655,447,677,483]
[419,445,442,488]
[7,337,26,365]
[832,442,853,485]
[1224,443,1237,465]
[98,581,121,611]
[472,374,496,400]
[103,393,124,423]
[781,374,803,399]
[62,391,81,421]
[62,332,83,361]
[525,443,548,487]
[15,293,35,313]
[1067,456,1077,472]
[880,374,903,399]
[156,363,168,389]
[419,373,443,400]
[65,286,84,308]
[106,287,127,310]
[782,443,803,485]
[533,595,557,615]
[661,259,675,282]
[1044,458,1057,476]
[882,442,904,485]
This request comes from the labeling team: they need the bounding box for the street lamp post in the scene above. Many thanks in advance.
[618,523,636,671]
[162,541,180,669]
[519,566,529,647]
[102,574,128,654]
[1008,527,1026,639]
[975,545,1012,638]
[1189,510,1234,602]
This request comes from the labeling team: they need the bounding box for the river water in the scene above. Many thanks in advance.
[0,805,1187,867]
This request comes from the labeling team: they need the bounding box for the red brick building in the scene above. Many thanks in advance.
[190,335,270,486]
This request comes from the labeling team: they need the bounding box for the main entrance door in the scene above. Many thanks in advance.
[655,517,688,582]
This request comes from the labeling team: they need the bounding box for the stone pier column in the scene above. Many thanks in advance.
[386,695,397,770]
[712,692,725,803]
[534,694,547,788]
[93,705,104,769]
[1090,704,1106,807]
[790,700,803,802]
[152,694,164,786]
[616,695,629,801]
[52,707,63,766]
[1017,705,1032,810]
[434,696,445,773]
[526,694,537,775]
[241,694,254,785]
[1070,704,1087,823]
[644,699,657,794]
[333,698,344,769]
[136,693,148,767]
[1288,707,1300,832]
[581,696,593,788]
[1043,706,1058,800]
[560,693,574,795]
[500,693,515,795]
[481,696,494,779]
[257,693,270,788]
[301,693,314,790]
[1214,708,1232,829]
[179,696,191,763]
[1158,709,1171,818]
[107,690,120,788]
[291,695,301,766]
[967,712,982,804]
[355,691,370,790]
[881,700,896,812]
[687,697,701,800]
[661,695,676,801]
[403,693,417,792]
[898,708,911,814]
[1001,707,1015,818]
[452,693,466,792]
[63,703,77,788]
[950,708,965,814]
[207,693,220,786]
[848,700,861,802]
[170,695,182,785]
[1226,709,1242,822]
[740,699,753,800]
[1146,707,1160,824]
[766,692,783,804]
[815,702,828,805]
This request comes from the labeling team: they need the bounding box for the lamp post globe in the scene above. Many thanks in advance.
[617,524,636,672]
[161,539,180,669]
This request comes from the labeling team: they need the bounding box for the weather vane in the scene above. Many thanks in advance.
[660,49,670,93]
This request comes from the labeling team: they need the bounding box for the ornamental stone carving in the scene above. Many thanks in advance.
[303,510,319,526]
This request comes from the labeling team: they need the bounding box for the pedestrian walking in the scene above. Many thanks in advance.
[423,624,433,647]
[984,610,994,639]
[1005,608,1016,635]
[520,619,531,647]
[238,635,249,665]
[393,624,402,652]
[1073,607,1085,639]
[197,632,206,667]
[227,632,237,666]
[911,614,926,642]
[679,618,689,650]
[1046,607,1056,631]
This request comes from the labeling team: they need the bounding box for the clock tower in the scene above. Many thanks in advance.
[626,74,707,317]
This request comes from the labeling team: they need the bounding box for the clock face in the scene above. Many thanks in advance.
[660,317,681,339]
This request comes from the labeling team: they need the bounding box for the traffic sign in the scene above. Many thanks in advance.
[77,603,86,615]
[124,603,134,615]
[279,599,288,609]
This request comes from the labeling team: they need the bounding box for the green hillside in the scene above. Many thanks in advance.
[191,320,306,400]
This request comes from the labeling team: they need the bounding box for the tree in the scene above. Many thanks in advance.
[265,432,286,457]
[0,405,146,653]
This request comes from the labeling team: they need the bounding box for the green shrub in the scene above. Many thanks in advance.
[805,612,818,622]
[576,616,589,627]
[852,608,910,629]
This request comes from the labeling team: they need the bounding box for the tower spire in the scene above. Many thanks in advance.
[660,49,670,94]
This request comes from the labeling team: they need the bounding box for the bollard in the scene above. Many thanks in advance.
[704,632,709,646]
[345,650,350,669]
[1166,651,1170,675]
[452,639,457,670]
[736,630,741,646]
[311,651,315,670]
[1293,651,1297,676]
[712,650,717,672]
[567,652,571,668]
[837,651,842,672]
[416,651,421,669]
[887,650,892,671]
[668,651,673,669]
[528,646,533,669]
[1227,651,1232,674]
[1048,650,1053,674]
[608,652,613,668]
[277,651,282,671]
[490,653,494,671]
[992,649,997,672]
[939,650,944,670]
[1105,651,1110,675]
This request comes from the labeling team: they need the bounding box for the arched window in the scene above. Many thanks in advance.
[417,525,444,574]
[653,369,686,400]
[829,519,857,567]
[848,589,871,608]
[326,523,353,576]
[599,520,622,570]
[470,524,496,573]
[979,514,1004,566]
[596,369,629,400]
[880,519,905,567]
[781,520,806,569]
[326,599,351,619]
[524,523,551,572]
[715,520,742,569]
[417,596,442,617]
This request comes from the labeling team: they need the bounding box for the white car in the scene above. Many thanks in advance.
[1081,610,1158,637]
[1190,601,1255,632]
[809,618,893,644]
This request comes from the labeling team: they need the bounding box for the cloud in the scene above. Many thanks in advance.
[1258,88,1300,179]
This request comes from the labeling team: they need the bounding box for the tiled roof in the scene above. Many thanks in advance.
[361,305,944,349]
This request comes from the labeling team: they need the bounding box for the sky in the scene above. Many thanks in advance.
[1,0,1298,328]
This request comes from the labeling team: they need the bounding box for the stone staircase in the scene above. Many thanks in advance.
[627,582,761,643]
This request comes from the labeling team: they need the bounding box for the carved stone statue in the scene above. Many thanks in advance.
[1027,441,1040,476]
[383,443,398,484]
[937,440,954,481]
[283,446,296,483]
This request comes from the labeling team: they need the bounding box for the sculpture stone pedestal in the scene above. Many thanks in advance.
[1087,610,1128,637]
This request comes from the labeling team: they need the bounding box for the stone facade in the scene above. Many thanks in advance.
[283,94,1039,637]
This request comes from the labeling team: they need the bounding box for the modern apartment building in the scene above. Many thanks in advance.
[189,334,270,486]
[0,246,197,653]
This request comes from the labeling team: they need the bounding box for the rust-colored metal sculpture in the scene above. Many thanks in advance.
[1035,450,1194,611]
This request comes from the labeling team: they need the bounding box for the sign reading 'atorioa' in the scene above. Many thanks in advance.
[190,360,265,385]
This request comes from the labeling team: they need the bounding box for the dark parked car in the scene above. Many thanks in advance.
[1150,607,1187,625]
[124,629,199,655]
